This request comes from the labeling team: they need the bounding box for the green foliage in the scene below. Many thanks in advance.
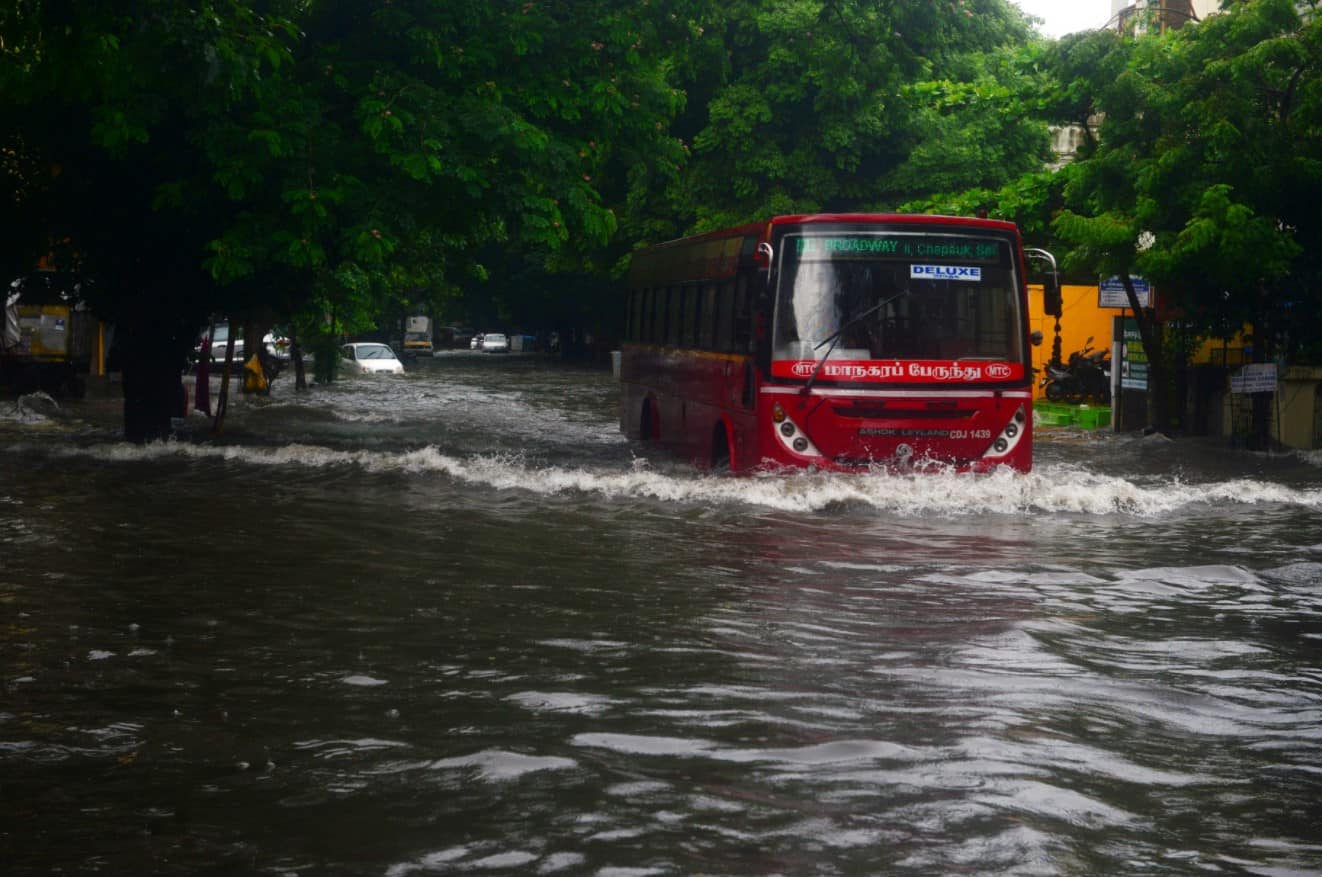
[1050,0,1322,354]
[1038,30,1132,150]
[2,0,700,364]
[653,0,1044,233]
[11,0,1317,376]
[2,0,298,335]
[882,45,1053,200]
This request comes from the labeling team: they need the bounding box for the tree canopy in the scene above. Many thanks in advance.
[2,0,1060,366]
[5,0,1322,437]
[3,0,701,342]
[1053,0,1321,357]
[653,0,1047,233]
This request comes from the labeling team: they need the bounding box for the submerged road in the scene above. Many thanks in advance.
[3,352,1321,875]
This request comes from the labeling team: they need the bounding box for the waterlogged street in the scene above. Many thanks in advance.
[2,353,1321,875]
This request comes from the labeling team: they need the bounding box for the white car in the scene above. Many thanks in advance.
[341,342,405,375]
[481,333,509,353]
[199,321,244,363]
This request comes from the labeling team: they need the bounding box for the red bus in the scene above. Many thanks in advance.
[619,213,1058,472]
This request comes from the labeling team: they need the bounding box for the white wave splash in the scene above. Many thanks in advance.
[52,440,1322,517]
[1296,448,1322,468]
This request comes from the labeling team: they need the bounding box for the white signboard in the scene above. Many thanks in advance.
[1230,363,1277,394]
[1099,276,1151,309]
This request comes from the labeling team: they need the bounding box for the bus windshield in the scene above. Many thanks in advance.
[772,231,1024,367]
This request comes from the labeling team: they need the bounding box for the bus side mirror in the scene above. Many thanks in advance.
[756,242,774,290]
[1024,247,1062,317]
[1043,278,1062,317]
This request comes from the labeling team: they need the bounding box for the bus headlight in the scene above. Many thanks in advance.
[981,405,1027,460]
[771,410,822,458]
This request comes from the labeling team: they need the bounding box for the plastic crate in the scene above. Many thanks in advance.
[1034,403,1074,426]
[1074,406,1111,429]
[1034,407,1073,426]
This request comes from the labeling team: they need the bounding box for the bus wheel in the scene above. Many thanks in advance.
[711,422,731,472]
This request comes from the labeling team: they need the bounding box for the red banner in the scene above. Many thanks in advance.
[771,359,1025,383]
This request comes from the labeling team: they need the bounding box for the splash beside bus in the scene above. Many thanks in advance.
[619,214,1058,473]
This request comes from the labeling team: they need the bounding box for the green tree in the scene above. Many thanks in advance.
[1,1,301,439]
[652,0,1043,234]
[1053,0,1321,435]
[2,0,701,437]
[1038,29,1132,159]
[894,30,1135,264]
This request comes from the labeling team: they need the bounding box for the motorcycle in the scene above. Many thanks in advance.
[1041,337,1111,404]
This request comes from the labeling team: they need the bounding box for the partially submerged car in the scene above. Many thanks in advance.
[340,342,405,375]
[481,333,509,353]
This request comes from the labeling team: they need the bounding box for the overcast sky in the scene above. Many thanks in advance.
[1009,0,1116,38]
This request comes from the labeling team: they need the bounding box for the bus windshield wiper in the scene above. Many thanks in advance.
[801,290,908,395]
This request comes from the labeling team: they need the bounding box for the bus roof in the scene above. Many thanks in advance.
[639,213,1021,252]
[627,213,1023,286]
[766,213,1020,235]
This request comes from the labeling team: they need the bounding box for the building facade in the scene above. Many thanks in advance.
[1111,1,1221,35]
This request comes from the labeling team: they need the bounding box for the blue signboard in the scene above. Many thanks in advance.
[1099,276,1151,309]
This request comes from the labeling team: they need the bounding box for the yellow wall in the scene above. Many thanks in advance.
[1189,331,1250,367]
[1028,284,1116,400]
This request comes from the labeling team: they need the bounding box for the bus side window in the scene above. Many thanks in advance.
[716,281,735,352]
[734,276,752,353]
[666,286,682,347]
[699,284,717,351]
[682,286,699,349]
[636,288,650,343]
[634,288,645,343]
[652,287,667,345]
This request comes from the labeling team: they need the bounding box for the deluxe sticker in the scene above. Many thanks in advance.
[910,264,982,281]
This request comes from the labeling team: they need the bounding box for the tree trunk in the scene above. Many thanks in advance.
[1248,393,1273,450]
[289,326,308,391]
[1246,299,1275,450]
[195,322,213,416]
[120,330,186,443]
[213,326,236,433]
[1121,275,1168,432]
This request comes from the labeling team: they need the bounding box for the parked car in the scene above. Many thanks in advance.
[470,333,484,350]
[200,321,244,363]
[340,342,405,375]
[481,332,509,353]
[401,316,433,358]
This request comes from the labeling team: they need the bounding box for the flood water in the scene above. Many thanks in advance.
[3,352,1321,876]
